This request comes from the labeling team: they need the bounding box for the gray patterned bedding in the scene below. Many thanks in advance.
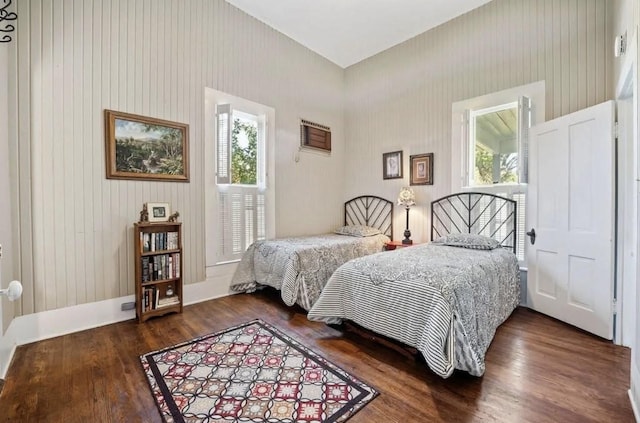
[307,242,520,378]
[230,233,390,311]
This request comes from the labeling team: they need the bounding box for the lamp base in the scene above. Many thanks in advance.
[402,229,412,245]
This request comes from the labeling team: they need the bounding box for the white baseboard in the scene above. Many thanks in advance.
[0,325,16,379]
[630,389,640,423]
[184,274,234,306]
[0,276,232,378]
[630,356,640,422]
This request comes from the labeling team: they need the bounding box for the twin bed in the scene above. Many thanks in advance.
[232,192,520,378]
[230,195,393,311]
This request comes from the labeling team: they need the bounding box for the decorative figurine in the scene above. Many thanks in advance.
[168,211,180,222]
[139,204,149,223]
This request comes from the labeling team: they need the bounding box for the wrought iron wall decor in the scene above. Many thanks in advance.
[0,0,16,43]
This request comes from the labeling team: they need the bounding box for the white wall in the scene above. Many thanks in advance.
[0,23,12,332]
[0,13,20,376]
[12,0,346,316]
[344,0,612,242]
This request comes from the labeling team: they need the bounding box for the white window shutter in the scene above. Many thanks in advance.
[231,191,242,254]
[257,193,266,241]
[257,114,267,189]
[518,96,531,183]
[216,104,232,184]
[513,192,526,261]
[244,193,255,249]
[213,101,269,264]
[462,109,471,187]
[218,187,264,262]
[218,191,229,259]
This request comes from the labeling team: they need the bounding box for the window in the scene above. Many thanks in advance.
[465,97,529,261]
[451,81,545,264]
[205,89,275,266]
[469,102,522,186]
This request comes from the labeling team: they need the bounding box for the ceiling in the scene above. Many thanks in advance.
[225,0,493,68]
[475,106,518,154]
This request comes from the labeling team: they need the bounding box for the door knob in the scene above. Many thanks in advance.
[526,228,536,245]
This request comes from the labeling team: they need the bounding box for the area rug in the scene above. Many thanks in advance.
[141,319,378,422]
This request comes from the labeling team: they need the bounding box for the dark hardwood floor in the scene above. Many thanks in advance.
[0,290,634,422]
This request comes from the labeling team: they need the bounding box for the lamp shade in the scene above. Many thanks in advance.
[397,187,416,207]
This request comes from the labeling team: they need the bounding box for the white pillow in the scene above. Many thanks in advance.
[432,233,500,250]
[334,225,382,237]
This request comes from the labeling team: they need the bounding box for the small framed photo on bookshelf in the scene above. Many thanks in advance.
[147,202,170,222]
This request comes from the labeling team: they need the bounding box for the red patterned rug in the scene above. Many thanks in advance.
[141,319,378,422]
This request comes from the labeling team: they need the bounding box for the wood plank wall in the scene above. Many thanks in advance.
[9,0,615,317]
[344,0,613,241]
[12,0,346,315]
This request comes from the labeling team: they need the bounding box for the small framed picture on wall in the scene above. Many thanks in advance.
[382,151,403,180]
[410,153,434,185]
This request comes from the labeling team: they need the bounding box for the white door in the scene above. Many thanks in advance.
[527,100,615,339]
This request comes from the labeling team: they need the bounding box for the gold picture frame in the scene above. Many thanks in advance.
[104,109,189,182]
[410,153,433,185]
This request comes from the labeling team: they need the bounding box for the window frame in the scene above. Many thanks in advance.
[468,100,520,186]
[451,81,545,265]
[218,108,264,188]
[204,88,275,268]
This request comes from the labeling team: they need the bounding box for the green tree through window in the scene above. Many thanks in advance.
[474,146,518,185]
[231,118,257,185]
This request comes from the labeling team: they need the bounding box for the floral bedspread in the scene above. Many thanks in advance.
[308,243,520,377]
[230,233,389,311]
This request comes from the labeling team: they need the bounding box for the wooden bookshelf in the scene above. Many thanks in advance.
[134,221,183,323]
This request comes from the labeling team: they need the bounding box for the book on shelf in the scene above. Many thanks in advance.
[142,286,180,311]
[141,256,150,282]
[143,288,147,311]
[143,287,152,311]
[157,295,180,308]
[142,254,182,282]
[140,231,179,254]
[140,233,150,252]
[168,231,178,250]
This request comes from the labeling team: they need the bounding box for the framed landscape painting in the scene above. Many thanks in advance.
[104,110,189,182]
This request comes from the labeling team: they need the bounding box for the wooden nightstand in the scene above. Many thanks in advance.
[384,241,421,250]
